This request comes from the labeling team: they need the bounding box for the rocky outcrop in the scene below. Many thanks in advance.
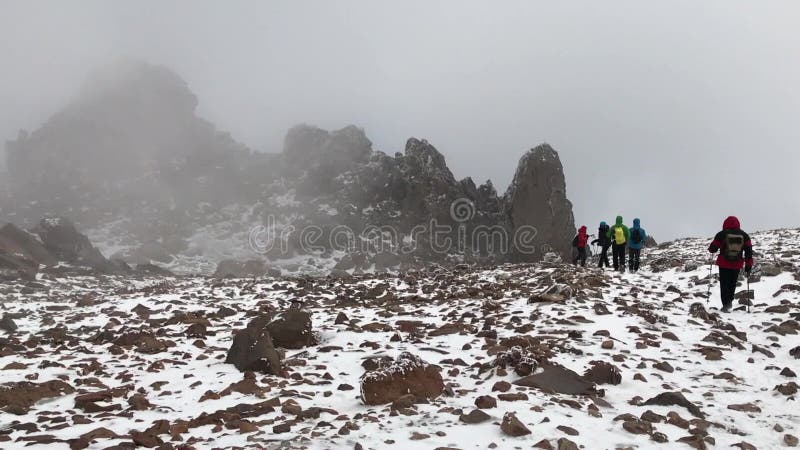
[33,217,113,272]
[504,144,576,262]
[2,62,577,273]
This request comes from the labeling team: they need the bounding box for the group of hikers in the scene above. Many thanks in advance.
[572,215,647,273]
[571,214,755,313]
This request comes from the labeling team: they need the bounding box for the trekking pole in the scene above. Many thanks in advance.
[706,258,714,304]
[746,275,751,312]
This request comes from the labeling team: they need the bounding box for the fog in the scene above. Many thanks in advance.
[2,1,799,241]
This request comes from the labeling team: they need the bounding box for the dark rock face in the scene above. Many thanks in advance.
[33,217,112,271]
[0,223,55,280]
[504,144,576,262]
[2,62,577,273]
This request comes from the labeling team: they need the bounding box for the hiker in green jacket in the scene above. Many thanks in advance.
[606,215,630,273]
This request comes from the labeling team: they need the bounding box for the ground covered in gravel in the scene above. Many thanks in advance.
[1,230,799,449]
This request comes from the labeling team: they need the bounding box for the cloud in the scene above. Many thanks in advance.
[1,0,798,240]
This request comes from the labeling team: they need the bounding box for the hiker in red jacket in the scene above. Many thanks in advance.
[708,216,754,313]
[572,226,589,267]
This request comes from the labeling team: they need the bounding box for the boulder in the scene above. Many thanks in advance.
[360,352,444,405]
[225,317,283,375]
[514,364,597,395]
[500,412,532,436]
[265,310,315,349]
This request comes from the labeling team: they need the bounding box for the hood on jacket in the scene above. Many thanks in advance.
[615,215,623,226]
[578,226,587,234]
[723,216,740,229]
[633,218,641,228]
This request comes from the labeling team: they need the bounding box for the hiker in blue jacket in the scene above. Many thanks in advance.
[627,218,647,272]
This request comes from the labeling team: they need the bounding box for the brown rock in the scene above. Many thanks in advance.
[127,393,152,411]
[225,317,282,375]
[727,403,761,413]
[475,395,497,409]
[460,409,491,424]
[643,391,704,418]
[557,438,579,450]
[360,352,444,405]
[514,364,596,395]
[492,381,512,392]
[666,411,691,429]
[500,412,531,436]
[0,380,75,414]
[775,382,799,396]
[265,310,315,349]
[583,361,622,385]
[556,425,579,436]
[653,361,675,373]
[130,430,162,448]
[622,419,652,435]
[497,392,529,402]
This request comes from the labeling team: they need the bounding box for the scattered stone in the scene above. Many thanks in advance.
[500,412,531,437]
[583,361,622,385]
[460,409,491,424]
[514,364,596,395]
[475,395,497,409]
[643,391,704,418]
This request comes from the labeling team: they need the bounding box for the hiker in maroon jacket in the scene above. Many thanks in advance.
[708,216,754,312]
[572,225,589,267]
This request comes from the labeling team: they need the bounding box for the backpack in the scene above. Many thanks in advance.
[722,233,745,261]
[614,227,626,245]
[577,233,588,248]
[599,225,609,244]
[631,228,643,245]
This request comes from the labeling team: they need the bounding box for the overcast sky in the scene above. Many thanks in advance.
[1,1,798,241]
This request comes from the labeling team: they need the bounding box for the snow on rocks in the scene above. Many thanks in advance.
[0,228,798,448]
[359,352,444,405]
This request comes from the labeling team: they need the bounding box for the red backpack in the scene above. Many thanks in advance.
[577,232,588,248]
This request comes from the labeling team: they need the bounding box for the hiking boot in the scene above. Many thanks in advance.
[721,306,731,313]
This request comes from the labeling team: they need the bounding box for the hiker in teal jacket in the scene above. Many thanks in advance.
[606,216,630,273]
[627,218,647,272]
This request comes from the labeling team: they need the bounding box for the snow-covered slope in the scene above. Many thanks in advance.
[0,229,797,449]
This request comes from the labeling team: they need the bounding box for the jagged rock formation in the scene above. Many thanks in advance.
[2,61,576,274]
[0,216,150,280]
[504,144,576,262]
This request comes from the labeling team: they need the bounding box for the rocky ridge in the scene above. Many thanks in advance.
[2,61,576,275]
